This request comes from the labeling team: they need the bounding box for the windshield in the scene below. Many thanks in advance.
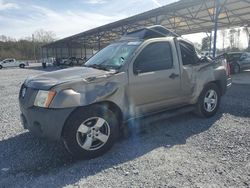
[85,41,141,70]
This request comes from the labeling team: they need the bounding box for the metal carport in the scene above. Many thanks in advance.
[43,0,250,59]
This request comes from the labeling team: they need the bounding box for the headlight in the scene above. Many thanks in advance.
[34,90,56,108]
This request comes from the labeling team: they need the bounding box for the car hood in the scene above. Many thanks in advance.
[24,67,111,90]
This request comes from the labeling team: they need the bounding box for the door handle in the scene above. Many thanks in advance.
[169,73,179,79]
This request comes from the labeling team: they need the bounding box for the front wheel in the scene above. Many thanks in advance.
[62,105,119,159]
[19,64,25,68]
[195,83,221,118]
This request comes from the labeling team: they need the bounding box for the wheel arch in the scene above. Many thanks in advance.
[19,63,25,68]
[231,62,241,73]
[211,80,224,96]
[93,101,123,124]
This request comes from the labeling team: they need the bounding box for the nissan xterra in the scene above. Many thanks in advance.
[19,26,231,159]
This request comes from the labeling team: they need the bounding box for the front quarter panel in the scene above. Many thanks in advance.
[49,72,128,113]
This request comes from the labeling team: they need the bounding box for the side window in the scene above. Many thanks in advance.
[179,41,198,65]
[134,42,173,74]
[5,60,11,63]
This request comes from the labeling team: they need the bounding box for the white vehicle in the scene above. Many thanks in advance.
[41,58,55,66]
[0,59,29,69]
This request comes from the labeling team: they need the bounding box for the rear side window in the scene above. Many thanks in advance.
[134,42,173,74]
[179,41,198,65]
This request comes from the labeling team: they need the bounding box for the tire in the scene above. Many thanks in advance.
[19,64,25,68]
[62,105,119,159]
[232,63,240,74]
[195,83,221,118]
[0,65,2,69]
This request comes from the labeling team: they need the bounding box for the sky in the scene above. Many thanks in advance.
[0,0,248,49]
[0,0,178,39]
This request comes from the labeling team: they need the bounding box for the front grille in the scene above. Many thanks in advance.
[19,85,39,109]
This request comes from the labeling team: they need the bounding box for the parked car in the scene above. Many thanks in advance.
[19,26,231,159]
[226,52,250,74]
[55,57,74,66]
[76,57,87,65]
[65,57,86,66]
[0,58,29,69]
[40,58,56,68]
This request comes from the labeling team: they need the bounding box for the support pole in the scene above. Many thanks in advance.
[55,47,58,58]
[67,44,70,57]
[84,39,87,60]
[122,26,124,35]
[46,48,48,59]
[213,0,221,58]
[60,47,63,58]
[41,47,44,59]
[155,16,159,24]
[98,36,101,51]
[209,31,212,56]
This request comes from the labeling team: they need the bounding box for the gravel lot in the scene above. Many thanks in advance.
[0,64,249,188]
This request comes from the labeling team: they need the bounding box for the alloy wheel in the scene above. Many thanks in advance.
[76,117,110,151]
[203,89,218,112]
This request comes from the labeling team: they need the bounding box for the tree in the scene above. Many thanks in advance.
[201,36,210,51]
[236,28,241,49]
[33,29,56,43]
[242,26,250,51]
[229,28,236,49]
[0,29,57,60]
[31,29,56,61]
[220,29,227,51]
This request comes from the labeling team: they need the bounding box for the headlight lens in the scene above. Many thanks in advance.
[34,90,56,108]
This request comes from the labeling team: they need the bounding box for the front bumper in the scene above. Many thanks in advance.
[20,105,75,141]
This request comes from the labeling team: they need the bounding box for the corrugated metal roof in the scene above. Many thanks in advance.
[45,0,250,48]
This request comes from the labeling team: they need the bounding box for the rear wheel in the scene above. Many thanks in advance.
[19,64,25,68]
[62,105,119,159]
[232,63,240,74]
[195,83,221,118]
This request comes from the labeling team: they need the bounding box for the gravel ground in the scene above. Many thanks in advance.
[0,64,249,188]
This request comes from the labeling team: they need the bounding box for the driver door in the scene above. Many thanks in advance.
[128,40,182,115]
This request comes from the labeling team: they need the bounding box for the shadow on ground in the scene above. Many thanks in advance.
[0,110,221,186]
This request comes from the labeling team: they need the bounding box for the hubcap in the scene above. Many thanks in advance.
[76,117,110,151]
[204,89,218,112]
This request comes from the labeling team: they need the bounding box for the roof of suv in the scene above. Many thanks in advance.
[120,25,179,41]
